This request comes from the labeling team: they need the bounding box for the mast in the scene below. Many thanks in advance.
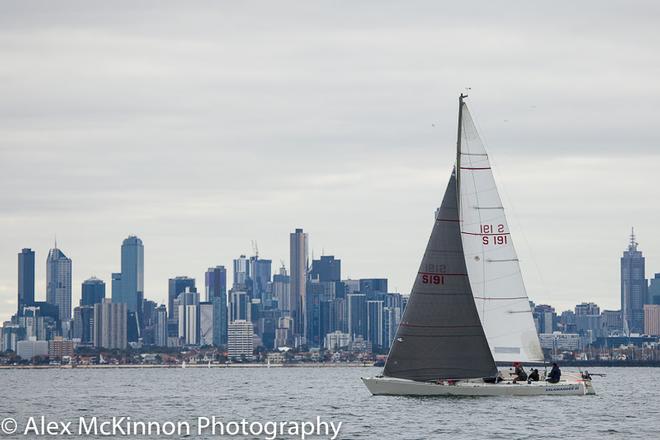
[456,93,467,211]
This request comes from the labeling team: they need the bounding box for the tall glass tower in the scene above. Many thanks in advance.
[46,244,72,321]
[18,248,35,314]
[119,236,144,313]
[621,229,647,334]
[290,228,308,339]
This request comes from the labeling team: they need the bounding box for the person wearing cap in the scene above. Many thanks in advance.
[512,361,527,383]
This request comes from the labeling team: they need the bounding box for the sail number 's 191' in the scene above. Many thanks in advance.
[481,224,508,245]
[421,274,445,285]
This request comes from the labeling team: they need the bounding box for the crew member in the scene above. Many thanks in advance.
[547,363,561,383]
[512,361,527,383]
[528,368,540,382]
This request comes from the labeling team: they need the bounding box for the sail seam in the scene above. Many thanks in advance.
[418,271,467,276]
[473,296,528,300]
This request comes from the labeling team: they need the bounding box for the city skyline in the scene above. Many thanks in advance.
[3,228,658,324]
[1,2,660,319]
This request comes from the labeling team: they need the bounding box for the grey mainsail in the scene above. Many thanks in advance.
[383,172,498,381]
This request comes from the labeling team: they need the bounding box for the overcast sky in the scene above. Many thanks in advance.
[1,1,659,320]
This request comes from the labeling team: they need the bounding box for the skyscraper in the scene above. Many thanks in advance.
[212,295,228,347]
[290,228,308,339]
[154,305,168,347]
[649,273,660,305]
[81,277,106,306]
[367,300,384,348]
[621,229,647,334]
[310,256,341,282]
[206,266,228,346]
[46,244,72,321]
[359,278,388,299]
[93,299,127,350]
[199,302,214,346]
[118,236,144,313]
[271,266,291,311]
[233,255,249,287]
[205,266,227,303]
[111,273,122,302]
[168,276,196,319]
[249,257,272,302]
[176,289,200,345]
[230,290,250,322]
[18,248,35,314]
[73,305,94,345]
[347,293,367,339]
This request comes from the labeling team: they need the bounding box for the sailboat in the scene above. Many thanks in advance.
[362,94,595,396]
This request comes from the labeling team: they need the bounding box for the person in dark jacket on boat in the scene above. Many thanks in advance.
[528,368,540,382]
[512,361,527,383]
[547,363,561,383]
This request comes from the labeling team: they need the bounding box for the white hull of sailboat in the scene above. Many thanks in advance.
[362,376,595,397]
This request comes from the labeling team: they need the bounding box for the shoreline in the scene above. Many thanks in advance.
[0,362,376,370]
[2,360,660,370]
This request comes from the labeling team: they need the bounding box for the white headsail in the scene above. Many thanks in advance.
[457,101,544,363]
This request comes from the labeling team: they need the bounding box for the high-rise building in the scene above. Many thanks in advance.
[249,257,272,302]
[621,230,647,333]
[271,266,291,311]
[111,273,122,302]
[81,277,106,306]
[649,273,660,305]
[533,304,556,334]
[118,236,144,313]
[367,300,384,348]
[290,228,308,339]
[347,293,367,339]
[93,299,127,350]
[230,290,249,322]
[601,310,623,334]
[574,302,603,340]
[18,248,35,314]
[168,276,196,319]
[233,255,249,287]
[154,305,168,347]
[199,302,214,346]
[227,320,254,358]
[176,289,200,345]
[382,306,401,349]
[46,244,72,321]
[205,266,227,303]
[644,304,660,336]
[72,305,94,344]
[19,306,46,341]
[359,279,388,299]
[310,256,341,282]
[212,295,228,347]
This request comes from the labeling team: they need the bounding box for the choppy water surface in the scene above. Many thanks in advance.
[0,367,658,439]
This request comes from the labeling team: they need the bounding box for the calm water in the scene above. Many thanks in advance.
[0,367,658,439]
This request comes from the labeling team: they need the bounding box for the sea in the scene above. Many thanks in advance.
[0,366,658,440]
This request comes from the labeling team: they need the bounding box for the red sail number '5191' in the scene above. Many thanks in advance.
[421,274,445,285]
